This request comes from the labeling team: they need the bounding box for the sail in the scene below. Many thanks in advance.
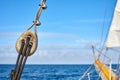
[106,0,120,48]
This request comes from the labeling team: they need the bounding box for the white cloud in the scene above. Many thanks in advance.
[0,32,20,37]
[38,32,79,39]
[74,18,110,23]
[43,18,110,28]
[0,32,78,39]
[0,43,118,64]
[26,47,95,64]
[0,43,95,64]
[0,32,99,64]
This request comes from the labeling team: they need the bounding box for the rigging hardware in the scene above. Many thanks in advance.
[10,0,47,80]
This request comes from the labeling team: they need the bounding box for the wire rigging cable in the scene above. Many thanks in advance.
[100,0,119,51]
[99,0,108,50]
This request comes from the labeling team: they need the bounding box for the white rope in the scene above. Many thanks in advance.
[99,0,108,49]
[79,64,93,80]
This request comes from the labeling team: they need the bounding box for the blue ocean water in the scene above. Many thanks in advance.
[0,64,116,80]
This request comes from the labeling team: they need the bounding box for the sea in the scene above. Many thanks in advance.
[0,64,117,80]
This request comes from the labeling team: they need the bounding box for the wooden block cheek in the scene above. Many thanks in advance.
[22,31,35,43]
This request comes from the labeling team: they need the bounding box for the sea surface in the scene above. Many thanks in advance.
[0,64,117,80]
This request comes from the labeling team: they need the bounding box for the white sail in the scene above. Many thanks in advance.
[106,0,120,48]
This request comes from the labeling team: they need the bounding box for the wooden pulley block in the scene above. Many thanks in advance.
[16,30,38,56]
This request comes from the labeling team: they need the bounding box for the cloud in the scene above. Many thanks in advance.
[44,18,110,27]
[0,32,78,39]
[0,44,17,64]
[0,41,118,64]
[74,18,110,23]
[0,44,16,54]
[26,47,94,64]
[0,42,94,64]
[0,32,20,37]
[38,32,79,39]
[0,32,99,64]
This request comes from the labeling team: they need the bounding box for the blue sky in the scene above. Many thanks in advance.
[0,0,117,64]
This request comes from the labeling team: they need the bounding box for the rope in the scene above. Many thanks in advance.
[79,64,101,80]
[101,0,117,50]
[10,0,47,80]
[99,0,108,50]
[102,48,108,62]
[27,0,47,34]
[94,47,110,60]
[79,64,93,80]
